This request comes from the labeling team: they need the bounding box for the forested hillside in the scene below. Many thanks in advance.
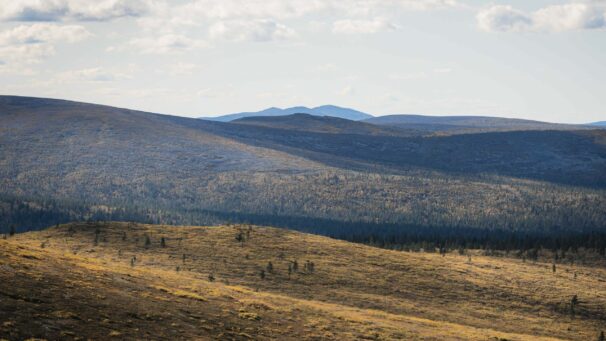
[1,96,606,250]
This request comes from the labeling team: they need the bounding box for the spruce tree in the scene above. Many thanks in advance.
[570,295,579,317]
[235,231,244,246]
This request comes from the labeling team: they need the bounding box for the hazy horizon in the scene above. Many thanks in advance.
[3,93,605,125]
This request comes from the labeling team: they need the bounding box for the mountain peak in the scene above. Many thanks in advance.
[201,104,373,122]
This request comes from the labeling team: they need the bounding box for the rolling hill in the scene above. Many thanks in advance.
[1,95,606,239]
[363,114,587,134]
[202,105,372,122]
[1,222,605,340]
[232,113,415,136]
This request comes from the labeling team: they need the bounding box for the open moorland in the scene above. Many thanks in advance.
[1,222,605,340]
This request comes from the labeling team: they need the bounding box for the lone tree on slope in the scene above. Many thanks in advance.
[570,295,579,317]
[235,231,245,246]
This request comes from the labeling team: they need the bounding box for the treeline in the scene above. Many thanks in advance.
[2,194,605,257]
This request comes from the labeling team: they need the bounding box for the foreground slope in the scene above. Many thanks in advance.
[1,222,605,340]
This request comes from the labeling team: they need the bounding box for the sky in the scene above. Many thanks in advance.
[0,0,605,123]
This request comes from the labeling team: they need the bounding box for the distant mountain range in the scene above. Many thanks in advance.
[201,105,372,121]
[203,106,594,133]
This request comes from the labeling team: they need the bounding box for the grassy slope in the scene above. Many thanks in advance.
[1,222,605,340]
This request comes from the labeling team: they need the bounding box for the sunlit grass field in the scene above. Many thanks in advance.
[1,222,604,340]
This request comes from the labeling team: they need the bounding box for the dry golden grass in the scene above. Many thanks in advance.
[1,222,605,340]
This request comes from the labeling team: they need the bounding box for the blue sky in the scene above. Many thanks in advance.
[0,0,605,123]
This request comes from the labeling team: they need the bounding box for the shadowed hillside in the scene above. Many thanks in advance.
[233,113,416,136]
[1,222,605,340]
[212,122,606,188]
[1,96,606,236]
[364,114,588,134]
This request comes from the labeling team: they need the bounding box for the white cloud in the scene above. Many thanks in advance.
[332,18,397,34]
[0,23,90,45]
[129,34,207,54]
[476,5,532,32]
[338,0,459,16]
[171,0,459,23]
[0,44,55,63]
[0,23,90,63]
[136,0,459,42]
[176,0,329,21]
[0,0,151,22]
[58,67,132,82]
[477,2,606,33]
[209,19,295,42]
[533,2,606,31]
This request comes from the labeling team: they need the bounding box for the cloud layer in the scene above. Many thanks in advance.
[0,0,150,22]
[0,23,90,64]
[477,2,606,32]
